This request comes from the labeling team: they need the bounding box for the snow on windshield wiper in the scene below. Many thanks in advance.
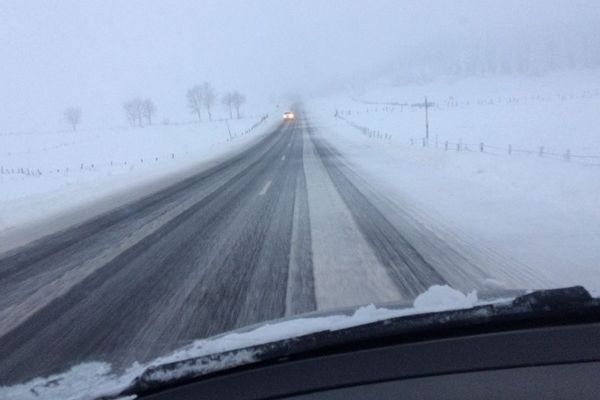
[118,286,598,399]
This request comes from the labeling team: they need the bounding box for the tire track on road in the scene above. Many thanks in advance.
[0,124,297,384]
[310,129,448,299]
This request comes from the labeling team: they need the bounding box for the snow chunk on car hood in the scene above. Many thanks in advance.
[413,284,478,310]
[0,285,489,400]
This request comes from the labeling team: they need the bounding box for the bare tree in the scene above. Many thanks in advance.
[64,107,82,131]
[123,98,144,127]
[141,99,156,126]
[222,92,234,119]
[231,92,246,119]
[202,82,216,121]
[186,85,203,122]
[123,101,136,127]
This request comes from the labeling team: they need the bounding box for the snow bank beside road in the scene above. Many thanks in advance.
[0,115,275,252]
[307,70,600,291]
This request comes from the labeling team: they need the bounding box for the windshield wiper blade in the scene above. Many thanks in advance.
[117,286,599,399]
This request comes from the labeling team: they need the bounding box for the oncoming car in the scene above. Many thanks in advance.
[283,111,295,120]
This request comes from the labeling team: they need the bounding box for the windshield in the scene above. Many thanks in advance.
[1,0,599,398]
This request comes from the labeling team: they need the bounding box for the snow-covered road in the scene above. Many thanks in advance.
[0,114,545,385]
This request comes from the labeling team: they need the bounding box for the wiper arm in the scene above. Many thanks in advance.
[118,286,600,399]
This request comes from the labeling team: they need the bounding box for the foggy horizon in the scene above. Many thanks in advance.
[1,0,599,131]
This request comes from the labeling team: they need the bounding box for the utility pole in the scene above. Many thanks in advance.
[424,96,429,142]
[411,96,435,144]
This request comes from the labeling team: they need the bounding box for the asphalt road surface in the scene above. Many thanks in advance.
[0,114,540,385]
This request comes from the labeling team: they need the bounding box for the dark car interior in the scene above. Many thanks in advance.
[118,287,600,400]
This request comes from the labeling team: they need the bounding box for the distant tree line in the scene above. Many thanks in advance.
[388,23,600,84]
[63,83,247,130]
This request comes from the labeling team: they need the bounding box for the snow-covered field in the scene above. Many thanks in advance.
[0,114,276,251]
[308,69,600,291]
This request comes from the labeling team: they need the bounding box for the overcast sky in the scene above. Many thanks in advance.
[1,0,598,131]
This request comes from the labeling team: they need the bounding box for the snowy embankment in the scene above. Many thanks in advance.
[308,69,600,291]
[0,114,276,251]
[0,285,483,400]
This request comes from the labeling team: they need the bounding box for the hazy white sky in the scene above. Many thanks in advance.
[0,0,598,131]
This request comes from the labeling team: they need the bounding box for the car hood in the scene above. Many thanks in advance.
[2,285,595,400]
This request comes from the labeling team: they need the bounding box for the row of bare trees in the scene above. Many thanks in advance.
[63,83,246,130]
[187,82,215,122]
[62,99,156,131]
[187,83,246,122]
[222,91,246,119]
[123,98,157,127]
